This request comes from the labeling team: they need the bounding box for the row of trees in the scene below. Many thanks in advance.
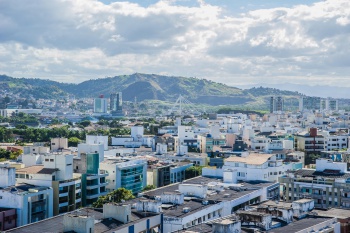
[0,112,39,125]
[0,119,132,143]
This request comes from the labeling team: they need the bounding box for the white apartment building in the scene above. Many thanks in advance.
[16,153,81,215]
[100,158,147,194]
[324,134,349,151]
[86,135,108,150]
[203,153,302,182]
[0,165,53,227]
[51,138,68,152]
[78,143,104,162]
[140,176,279,233]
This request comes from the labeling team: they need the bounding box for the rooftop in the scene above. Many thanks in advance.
[6,207,159,233]
[16,165,58,175]
[314,208,350,219]
[290,169,350,179]
[0,183,50,194]
[138,176,276,218]
[268,216,334,233]
[225,153,275,165]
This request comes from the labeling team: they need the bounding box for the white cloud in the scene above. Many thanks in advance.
[0,0,349,87]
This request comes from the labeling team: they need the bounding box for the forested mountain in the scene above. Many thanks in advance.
[0,73,302,106]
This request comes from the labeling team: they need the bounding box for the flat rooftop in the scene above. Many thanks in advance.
[314,208,350,219]
[291,169,350,179]
[16,165,58,175]
[136,176,277,218]
[225,153,275,165]
[0,183,50,194]
[6,208,160,233]
[268,216,334,233]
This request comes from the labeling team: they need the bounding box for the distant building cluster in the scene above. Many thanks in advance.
[1,92,350,232]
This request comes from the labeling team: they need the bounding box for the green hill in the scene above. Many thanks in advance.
[0,73,302,107]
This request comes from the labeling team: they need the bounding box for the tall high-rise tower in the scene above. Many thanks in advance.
[110,92,123,116]
[94,94,108,113]
[269,96,284,113]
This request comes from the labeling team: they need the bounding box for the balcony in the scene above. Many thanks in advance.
[86,193,103,199]
[312,193,326,199]
[341,197,350,202]
[59,202,69,208]
[314,204,328,209]
[59,189,69,194]
[31,201,46,214]
[86,182,109,190]
[59,192,69,198]
[86,173,108,180]
[334,182,350,190]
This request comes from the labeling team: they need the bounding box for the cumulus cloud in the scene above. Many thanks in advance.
[0,0,349,87]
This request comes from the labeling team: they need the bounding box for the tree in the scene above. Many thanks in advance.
[142,185,156,191]
[68,137,81,147]
[15,124,28,130]
[185,166,204,179]
[92,188,134,208]
[0,148,11,161]
[78,120,91,128]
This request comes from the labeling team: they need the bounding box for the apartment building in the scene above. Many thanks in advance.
[16,153,81,215]
[73,153,108,206]
[294,128,325,154]
[0,165,53,227]
[138,176,279,232]
[7,203,163,233]
[279,159,350,210]
[100,158,147,194]
[324,133,349,151]
[147,162,193,188]
[203,153,302,182]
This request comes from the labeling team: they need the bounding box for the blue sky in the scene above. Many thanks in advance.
[0,0,349,89]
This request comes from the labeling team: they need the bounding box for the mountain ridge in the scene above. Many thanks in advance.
[0,73,304,107]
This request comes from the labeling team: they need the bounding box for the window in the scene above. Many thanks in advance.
[45,159,49,162]
[52,143,55,145]
[50,159,54,162]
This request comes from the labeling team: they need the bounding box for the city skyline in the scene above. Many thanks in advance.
[0,0,349,88]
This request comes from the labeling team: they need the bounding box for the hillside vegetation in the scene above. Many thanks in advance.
[0,73,302,107]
